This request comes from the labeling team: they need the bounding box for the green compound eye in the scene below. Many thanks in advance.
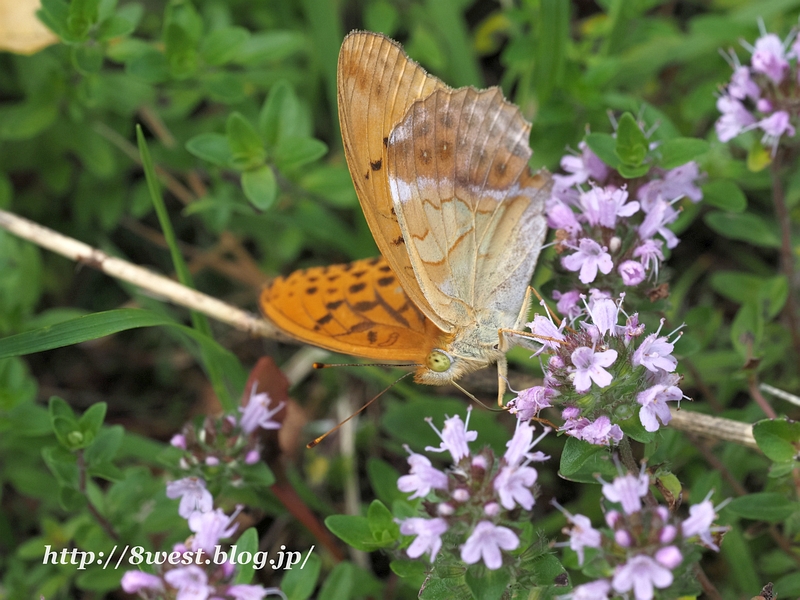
[426,350,451,373]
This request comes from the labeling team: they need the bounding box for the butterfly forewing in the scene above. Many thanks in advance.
[260,257,443,361]
[337,31,449,331]
[386,87,551,330]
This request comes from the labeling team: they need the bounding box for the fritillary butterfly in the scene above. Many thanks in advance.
[260,31,551,401]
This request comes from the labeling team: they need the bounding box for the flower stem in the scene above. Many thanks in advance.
[770,158,800,363]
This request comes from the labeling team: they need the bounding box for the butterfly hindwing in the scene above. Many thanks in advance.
[260,257,443,361]
[386,86,551,330]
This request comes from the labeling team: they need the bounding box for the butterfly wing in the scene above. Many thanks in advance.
[260,257,444,361]
[386,87,551,330]
[337,31,451,331]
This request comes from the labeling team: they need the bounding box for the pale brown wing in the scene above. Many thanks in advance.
[337,31,450,331]
[386,87,551,329]
[260,257,445,362]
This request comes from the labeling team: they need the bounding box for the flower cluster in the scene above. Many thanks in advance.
[121,385,287,600]
[508,294,686,443]
[122,478,284,600]
[548,139,703,304]
[556,469,728,600]
[396,408,550,571]
[716,22,800,154]
[170,383,285,479]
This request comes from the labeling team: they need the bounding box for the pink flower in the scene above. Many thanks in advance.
[547,199,582,237]
[728,66,760,100]
[163,566,214,600]
[638,199,679,249]
[397,447,448,499]
[632,330,677,373]
[564,580,612,600]
[562,238,614,284]
[226,585,278,600]
[510,386,556,420]
[400,517,448,561]
[566,513,602,565]
[121,571,164,594]
[758,110,796,154]
[239,383,285,434]
[638,162,703,209]
[751,33,788,84]
[571,346,618,392]
[460,521,520,570]
[619,260,646,286]
[493,464,538,510]
[633,239,664,279]
[553,289,581,319]
[188,507,239,553]
[637,384,682,432]
[579,415,623,446]
[244,449,261,464]
[578,186,639,228]
[425,408,477,464]
[552,141,609,190]
[602,472,650,515]
[715,95,756,142]
[612,554,675,600]
[586,297,620,337]
[682,499,720,551]
[170,434,187,449]
[166,477,213,519]
[528,314,566,354]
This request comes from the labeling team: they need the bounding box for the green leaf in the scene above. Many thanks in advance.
[617,162,651,179]
[726,493,798,522]
[325,514,388,552]
[96,15,137,41]
[200,26,250,65]
[85,425,123,466]
[731,301,763,357]
[465,566,510,600]
[67,0,99,39]
[259,81,303,148]
[274,137,328,171]
[701,180,747,212]
[239,461,276,487]
[126,49,169,83]
[317,561,355,600]
[242,166,277,210]
[59,484,86,511]
[367,500,399,544]
[615,113,648,166]
[78,403,107,440]
[584,133,621,169]
[233,528,259,584]
[87,461,123,482]
[38,0,73,41]
[389,559,427,587]
[71,44,104,75]
[657,138,710,169]
[164,22,198,79]
[186,133,233,167]
[753,418,800,463]
[0,101,59,141]
[202,73,246,104]
[282,552,321,600]
[534,0,568,102]
[559,437,615,483]
[703,211,781,247]
[367,458,406,508]
[42,446,78,487]
[227,113,266,170]
[49,396,77,423]
[234,30,306,65]
[0,309,246,400]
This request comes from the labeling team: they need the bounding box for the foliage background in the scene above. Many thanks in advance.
[0,0,799,598]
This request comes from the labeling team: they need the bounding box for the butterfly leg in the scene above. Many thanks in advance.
[495,287,543,406]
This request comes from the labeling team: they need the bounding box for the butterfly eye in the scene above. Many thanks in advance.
[426,350,452,373]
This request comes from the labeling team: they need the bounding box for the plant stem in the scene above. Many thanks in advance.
[770,158,800,363]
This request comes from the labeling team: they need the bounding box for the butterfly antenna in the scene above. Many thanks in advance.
[451,381,506,413]
[307,371,414,448]
[313,361,418,369]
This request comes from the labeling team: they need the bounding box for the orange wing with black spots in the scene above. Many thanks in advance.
[260,257,446,362]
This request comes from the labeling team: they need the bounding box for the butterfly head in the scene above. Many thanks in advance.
[414,348,489,385]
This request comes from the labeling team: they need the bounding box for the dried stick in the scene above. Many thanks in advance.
[0,209,764,450]
[0,209,280,340]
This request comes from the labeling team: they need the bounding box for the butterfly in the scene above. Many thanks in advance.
[260,31,551,403]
